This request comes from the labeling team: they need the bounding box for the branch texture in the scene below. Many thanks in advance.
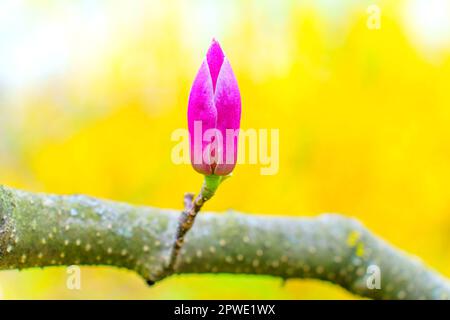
[0,185,449,299]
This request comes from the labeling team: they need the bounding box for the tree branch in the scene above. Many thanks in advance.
[0,185,449,299]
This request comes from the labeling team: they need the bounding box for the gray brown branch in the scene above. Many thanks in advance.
[0,185,449,299]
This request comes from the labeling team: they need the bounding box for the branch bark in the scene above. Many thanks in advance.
[0,185,449,299]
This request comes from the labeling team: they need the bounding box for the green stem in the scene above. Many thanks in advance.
[202,174,222,200]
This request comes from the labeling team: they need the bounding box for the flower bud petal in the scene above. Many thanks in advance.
[206,38,225,91]
[187,60,216,175]
[213,58,241,175]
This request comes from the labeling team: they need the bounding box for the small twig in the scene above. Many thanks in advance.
[165,180,218,273]
[183,192,194,210]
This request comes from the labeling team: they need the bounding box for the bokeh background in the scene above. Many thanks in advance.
[1,0,450,299]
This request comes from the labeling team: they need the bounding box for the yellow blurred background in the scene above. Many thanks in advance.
[0,0,449,299]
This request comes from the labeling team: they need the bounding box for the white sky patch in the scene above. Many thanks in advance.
[402,0,450,61]
[0,1,111,91]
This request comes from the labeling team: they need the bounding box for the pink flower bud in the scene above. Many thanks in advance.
[188,39,241,176]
